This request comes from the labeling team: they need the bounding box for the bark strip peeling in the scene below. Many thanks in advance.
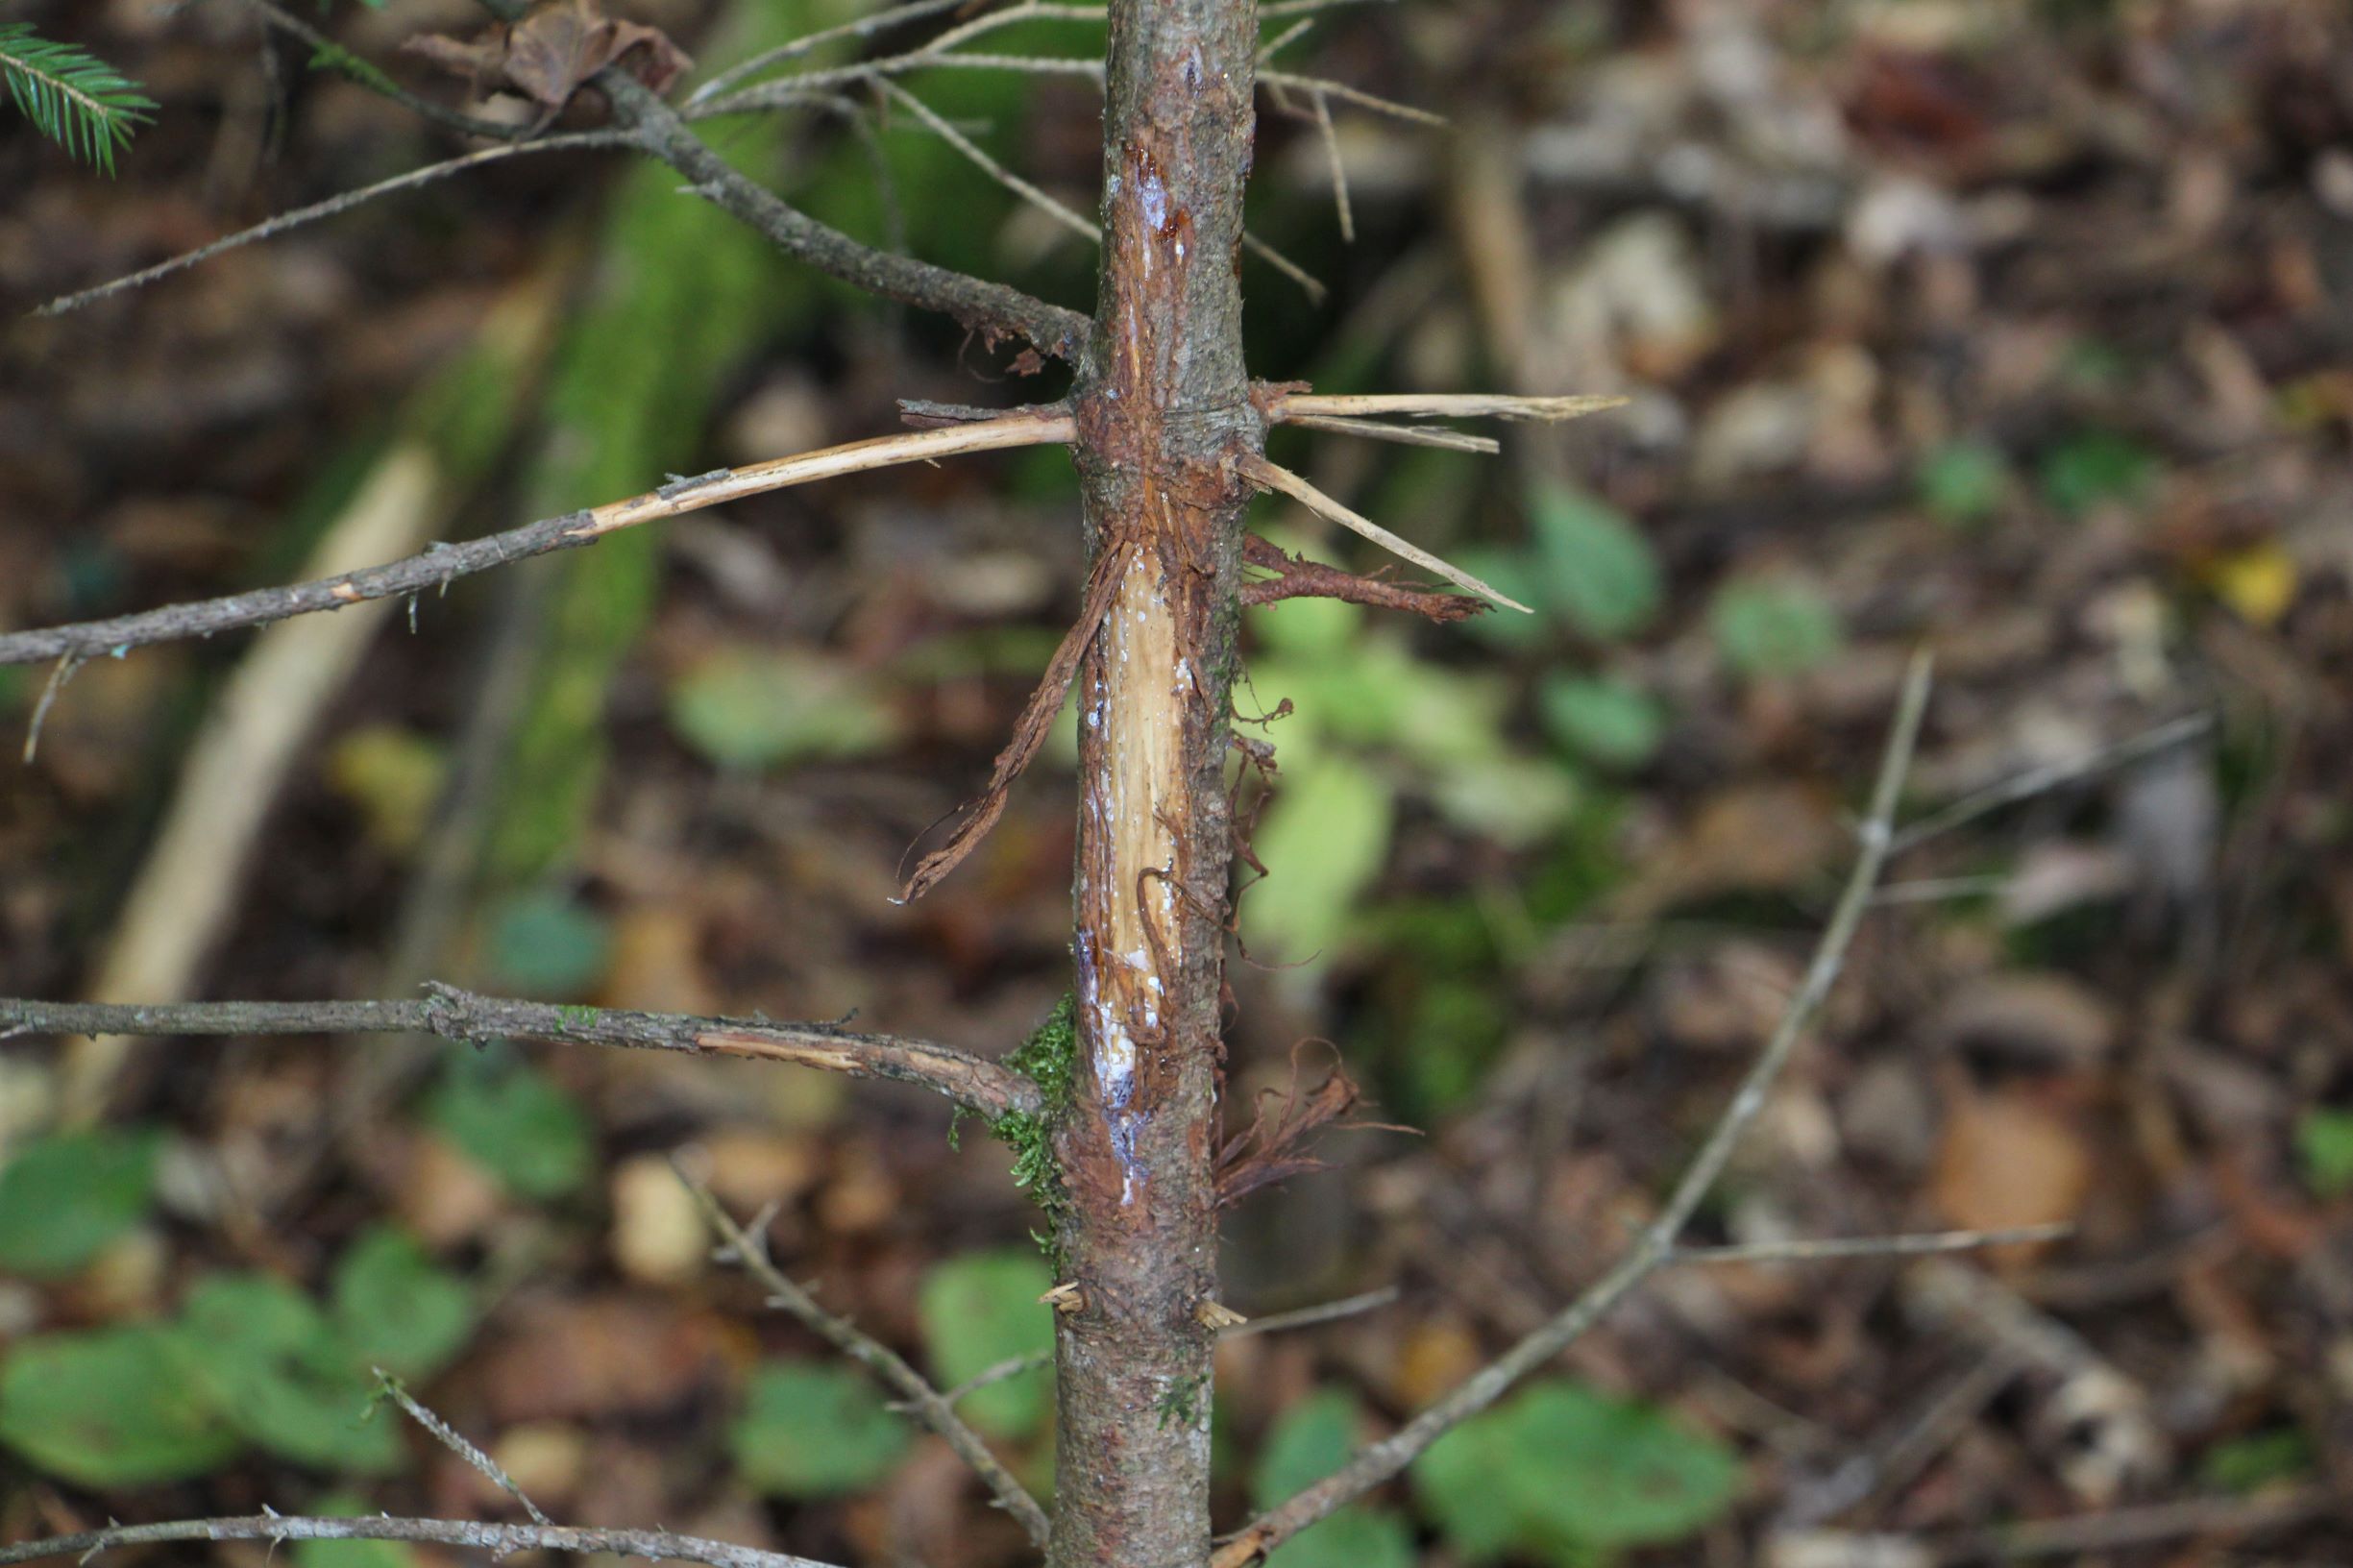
[1051,0,1261,1562]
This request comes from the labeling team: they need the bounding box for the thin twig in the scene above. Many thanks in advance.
[1308,88,1353,240]
[701,51,1105,115]
[235,0,523,141]
[33,132,634,318]
[1239,230,1329,303]
[0,411,1072,668]
[1869,875,2007,906]
[678,1172,1052,1547]
[0,1517,836,1568]
[1889,711,2214,854]
[374,1372,550,1526]
[873,77,1096,243]
[1278,414,1499,453]
[1213,654,1935,1568]
[919,2,1106,56]
[941,1286,1401,1409]
[604,69,1090,358]
[1270,391,1629,423]
[870,78,1315,310]
[940,1350,1051,1409]
[1259,69,1444,127]
[687,0,967,106]
[0,983,1042,1119]
[1240,453,1530,612]
[21,653,81,763]
[699,46,1434,159]
[40,20,1096,356]
[1669,1224,2072,1267]
[1255,17,1316,64]
[1228,1286,1400,1336]
[1260,0,1398,16]
[1927,1487,2338,1565]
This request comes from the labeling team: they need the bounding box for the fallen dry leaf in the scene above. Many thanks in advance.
[480,1297,728,1421]
[1931,971,2119,1067]
[405,0,691,114]
[610,1152,709,1285]
[1930,1082,2092,1255]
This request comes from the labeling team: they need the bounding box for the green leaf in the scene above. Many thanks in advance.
[1242,756,1395,965]
[2039,428,2156,517]
[2294,1107,2353,1198]
[0,1127,159,1278]
[1415,1381,1740,1559]
[482,888,610,997]
[1252,593,1366,658]
[666,649,900,772]
[732,1362,910,1498]
[1384,654,1511,768]
[1918,441,2009,527]
[2200,1428,2313,1495]
[1709,576,1843,680]
[1270,1507,1417,1568]
[0,1327,241,1487]
[1413,1421,1524,1561]
[917,1249,1055,1439]
[305,39,402,100]
[426,1054,593,1201]
[1429,754,1577,847]
[1245,1400,1424,1568]
[331,1227,474,1383]
[1529,481,1659,641]
[1539,674,1666,771]
[1254,1388,1362,1507]
[1454,548,1553,652]
[0,23,156,173]
[298,1495,421,1568]
[183,1274,405,1474]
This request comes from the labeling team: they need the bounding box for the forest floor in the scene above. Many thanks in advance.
[4,1,2351,1564]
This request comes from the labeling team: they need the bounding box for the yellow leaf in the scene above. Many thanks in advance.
[2210,544,2296,627]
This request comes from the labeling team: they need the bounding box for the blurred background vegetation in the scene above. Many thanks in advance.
[3,0,2351,1562]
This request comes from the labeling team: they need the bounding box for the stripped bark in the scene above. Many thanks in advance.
[1048,0,1262,1560]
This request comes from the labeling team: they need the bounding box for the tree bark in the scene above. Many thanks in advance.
[1051,0,1260,1561]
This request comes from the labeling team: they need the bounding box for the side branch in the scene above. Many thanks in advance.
[1266,391,1629,423]
[1213,654,1935,1568]
[0,1517,837,1568]
[602,73,1091,358]
[1239,535,1483,623]
[35,131,636,318]
[1239,453,1531,613]
[0,985,1042,1120]
[682,1176,1053,1546]
[0,412,1072,668]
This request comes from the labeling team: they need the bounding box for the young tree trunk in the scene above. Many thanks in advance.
[1051,0,1260,1561]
